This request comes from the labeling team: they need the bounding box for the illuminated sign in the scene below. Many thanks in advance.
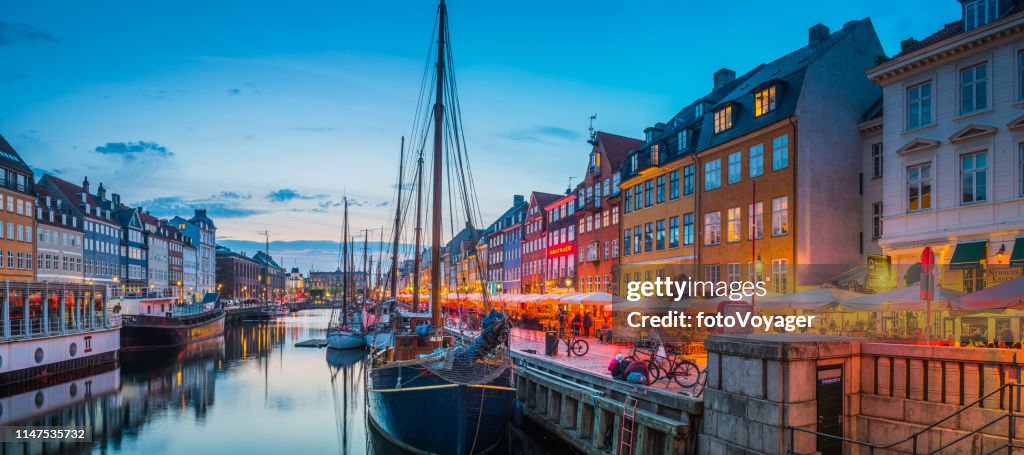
[547,243,575,257]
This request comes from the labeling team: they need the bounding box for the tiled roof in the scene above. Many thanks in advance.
[596,131,643,170]
[41,174,111,221]
[530,191,562,209]
[896,1,1024,58]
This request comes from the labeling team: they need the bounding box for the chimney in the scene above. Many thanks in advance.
[713,68,736,90]
[513,194,524,206]
[82,176,90,194]
[97,183,106,201]
[809,23,830,44]
[112,193,121,205]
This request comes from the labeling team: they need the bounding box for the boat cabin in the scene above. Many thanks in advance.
[389,310,452,361]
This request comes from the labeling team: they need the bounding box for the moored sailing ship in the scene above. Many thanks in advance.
[119,293,224,351]
[366,2,514,453]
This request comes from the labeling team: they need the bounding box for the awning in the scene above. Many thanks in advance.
[949,241,987,270]
[953,276,1024,310]
[1010,238,1024,267]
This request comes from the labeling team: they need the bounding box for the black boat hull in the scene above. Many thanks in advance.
[368,363,514,454]
[120,311,225,351]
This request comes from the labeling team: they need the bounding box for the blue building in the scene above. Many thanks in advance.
[171,209,217,298]
[113,205,147,295]
[38,175,122,287]
[491,195,527,294]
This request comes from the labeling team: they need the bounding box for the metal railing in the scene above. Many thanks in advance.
[787,382,1024,454]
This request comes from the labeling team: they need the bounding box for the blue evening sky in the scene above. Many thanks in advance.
[0,0,959,270]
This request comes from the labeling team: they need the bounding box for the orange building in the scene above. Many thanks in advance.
[0,135,37,281]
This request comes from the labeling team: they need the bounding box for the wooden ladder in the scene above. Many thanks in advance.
[619,396,638,455]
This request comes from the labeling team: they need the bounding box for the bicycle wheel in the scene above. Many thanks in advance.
[647,360,663,382]
[571,339,589,356]
[672,360,700,388]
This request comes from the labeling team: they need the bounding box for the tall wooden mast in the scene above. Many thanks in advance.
[390,137,404,301]
[429,0,446,329]
[413,149,424,312]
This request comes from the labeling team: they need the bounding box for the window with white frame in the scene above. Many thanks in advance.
[749,202,763,240]
[705,264,721,283]
[704,212,721,245]
[907,82,933,130]
[727,207,741,243]
[772,134,789,170]
[705,159,721,190]
[960,63,988,114]
[728,152,742,184]
[961,151,988,204]
[772,259,788,294]
[963,0,1000,31]
[727,263,741,283]
[749,144,764,177]
[772,197,788,236]
[907,163,932,212]
[871,143,883,178]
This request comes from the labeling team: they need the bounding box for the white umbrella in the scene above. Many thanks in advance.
[755,288,864,311]
[954,276,1024,311]
[843,283,961,311]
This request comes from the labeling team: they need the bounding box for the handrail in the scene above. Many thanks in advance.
[787,382,1024,454]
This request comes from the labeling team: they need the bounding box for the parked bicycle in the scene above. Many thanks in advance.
[559,330,589,357]
[625,343,700,387]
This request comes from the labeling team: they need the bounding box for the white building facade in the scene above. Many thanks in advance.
[868,0,1024,292]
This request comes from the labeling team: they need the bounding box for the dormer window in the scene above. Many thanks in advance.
[651,144,660,166]
[677,129,689,152]
[645,130,653,143]
[713,105,733,134]
[963,0,1000,31]
[695,103,703,117]
[754,85,777,117]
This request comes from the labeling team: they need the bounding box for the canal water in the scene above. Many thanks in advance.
[2,310,575,455]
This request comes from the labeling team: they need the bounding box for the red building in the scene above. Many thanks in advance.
[544,193,577,293]
[521,191,562,294]
[574,131,642,293]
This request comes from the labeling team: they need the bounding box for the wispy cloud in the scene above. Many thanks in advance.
[133,192,265,219]
[502,125,581,143]
[266,188,328,203]
[0,22,57,46]
[94,141,173,159]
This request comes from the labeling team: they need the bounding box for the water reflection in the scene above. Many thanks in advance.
[1,310,571,455]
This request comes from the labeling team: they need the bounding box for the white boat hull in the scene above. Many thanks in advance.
[326,329,365,350]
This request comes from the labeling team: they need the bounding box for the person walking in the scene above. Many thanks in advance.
[583,312,594,337]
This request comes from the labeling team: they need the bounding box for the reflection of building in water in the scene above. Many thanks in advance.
[1,338,223,455]
[224,323,287,361]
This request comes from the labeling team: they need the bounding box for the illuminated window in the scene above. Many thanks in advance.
[704,212,721,245]
[726,207,741,243]
[907,163,932,212]
[651,144,660,166]
[771,197,788,236]
[754,85,776,117]
[713,106,733,134]
[772,259,788,293]
[748,202,763,240]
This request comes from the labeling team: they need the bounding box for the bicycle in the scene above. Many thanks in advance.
[559,330,589,357]
[625,344,700,387]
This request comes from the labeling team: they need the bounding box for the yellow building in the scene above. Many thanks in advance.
[618,123,698,290]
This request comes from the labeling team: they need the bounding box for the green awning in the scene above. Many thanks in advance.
[949,241,987,270]
[1010,238,1024,267]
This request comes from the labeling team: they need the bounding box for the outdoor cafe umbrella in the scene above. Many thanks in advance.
[843,283,961,311]
[561,291,613,306]
[952,276,1024,311]
[754,288,864,311]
